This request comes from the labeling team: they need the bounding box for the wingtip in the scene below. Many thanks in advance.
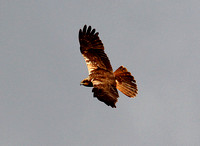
[80,25,99,36]
[78,29,83,40]
[112,105,116,108]
[83,24,87,28]
[95,32,99,36]
[83,25,87,33]
[87,26,92,34]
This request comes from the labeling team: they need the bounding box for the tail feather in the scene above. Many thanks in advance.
[114,66,138,97]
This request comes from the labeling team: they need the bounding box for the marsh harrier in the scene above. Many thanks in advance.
[79,25,138,108]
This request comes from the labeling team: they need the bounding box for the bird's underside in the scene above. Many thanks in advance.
[79,25,138,108]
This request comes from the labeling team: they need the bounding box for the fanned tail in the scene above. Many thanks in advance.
[114,66,138,97]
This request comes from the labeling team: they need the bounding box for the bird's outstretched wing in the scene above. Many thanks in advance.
[79,25,113,74]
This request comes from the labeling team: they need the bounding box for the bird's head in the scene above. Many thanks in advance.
[80,78,93,87]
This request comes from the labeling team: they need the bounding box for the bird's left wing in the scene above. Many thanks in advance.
[90,69,119,108]
[92,81,119,108]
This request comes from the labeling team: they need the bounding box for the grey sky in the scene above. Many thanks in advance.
[1,0,200,145]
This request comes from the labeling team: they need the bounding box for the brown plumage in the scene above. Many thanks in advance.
[79,25,138,108]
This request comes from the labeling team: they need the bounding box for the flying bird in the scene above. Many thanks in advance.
[79,25,138,108]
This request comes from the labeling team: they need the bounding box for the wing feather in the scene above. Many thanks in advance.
[79,25,113,74]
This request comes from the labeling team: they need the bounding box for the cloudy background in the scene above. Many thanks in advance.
[1,0,200,145]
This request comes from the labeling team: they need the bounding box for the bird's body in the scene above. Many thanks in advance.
[79,25,137,108]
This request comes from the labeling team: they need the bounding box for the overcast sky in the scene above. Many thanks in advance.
[1,0,200,146]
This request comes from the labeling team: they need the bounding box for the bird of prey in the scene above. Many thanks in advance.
[79,25,138,108]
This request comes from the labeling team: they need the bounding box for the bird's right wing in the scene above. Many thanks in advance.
[79,25,113,74]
